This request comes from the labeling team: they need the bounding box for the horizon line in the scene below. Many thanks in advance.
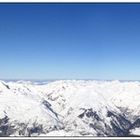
[0,78,140,82]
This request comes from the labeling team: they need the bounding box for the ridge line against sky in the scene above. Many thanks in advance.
[0,3,140,80]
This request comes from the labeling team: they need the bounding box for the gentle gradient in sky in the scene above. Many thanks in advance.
[0,4,140,80]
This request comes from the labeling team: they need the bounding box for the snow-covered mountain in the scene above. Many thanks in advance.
[0,80,140,137]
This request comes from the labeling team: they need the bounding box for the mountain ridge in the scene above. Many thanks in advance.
[0,80,140,136]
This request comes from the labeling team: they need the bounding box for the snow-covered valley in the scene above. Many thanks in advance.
[0,80,140,137]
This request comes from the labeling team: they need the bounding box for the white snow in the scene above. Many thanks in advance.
[0,80,140,136]
[130,128,140,135]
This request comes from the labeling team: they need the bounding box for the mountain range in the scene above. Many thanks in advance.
[0,80,140,137]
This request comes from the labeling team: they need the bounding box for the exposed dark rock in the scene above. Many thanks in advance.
[1,82,10,89]
[78,109,135,137]
[42,100,59,119]
[131,118,140,128]
[28,123,43,136]
[78,108,100,121]
[0,116,15,136]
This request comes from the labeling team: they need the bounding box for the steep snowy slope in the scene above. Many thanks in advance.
[0,81,63,136]
[0,80,140,136]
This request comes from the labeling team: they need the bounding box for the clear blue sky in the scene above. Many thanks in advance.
[0,3,140,80]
